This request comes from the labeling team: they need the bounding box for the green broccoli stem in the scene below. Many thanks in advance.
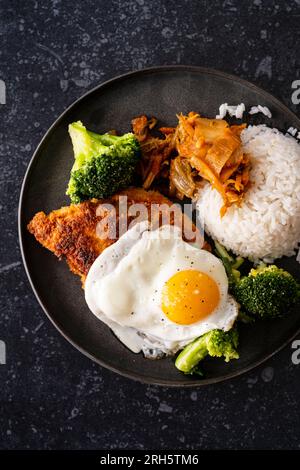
[233,257,244,270]
[214,241,243,286]
[175,336,209,373]
[68,122,108,172]
[237,310,255,324]
[88,130,121,147]
[214,240,234,263]
[175,329,239,375]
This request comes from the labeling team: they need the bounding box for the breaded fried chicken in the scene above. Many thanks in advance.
[28,188,202,284]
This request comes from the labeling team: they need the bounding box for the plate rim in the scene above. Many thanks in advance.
[18,65,300,387]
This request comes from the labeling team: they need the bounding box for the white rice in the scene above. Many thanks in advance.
[216,103,245,120]
[196,125,300,262]
[249,105,272,118]
[287,126,298,137]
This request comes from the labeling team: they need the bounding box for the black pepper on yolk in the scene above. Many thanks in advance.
[161,270,220,325]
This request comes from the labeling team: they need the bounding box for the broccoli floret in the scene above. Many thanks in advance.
[66,121,141,203]
[175,328,239,375]
[214,242,300,319]
[234,265,300,319]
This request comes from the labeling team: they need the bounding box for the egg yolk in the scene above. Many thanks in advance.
[161,270,220,325]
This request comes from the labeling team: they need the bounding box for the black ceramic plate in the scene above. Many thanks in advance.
[19,66,300,386]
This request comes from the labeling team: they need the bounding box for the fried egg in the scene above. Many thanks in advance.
[85,221,239,358]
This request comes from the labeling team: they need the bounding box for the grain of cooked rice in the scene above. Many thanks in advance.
[216,103,245,120]
[287,127,298,137]
[196,125,300,262]
[249,105,272,118]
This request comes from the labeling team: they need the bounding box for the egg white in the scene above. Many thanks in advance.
[85,221,239,357]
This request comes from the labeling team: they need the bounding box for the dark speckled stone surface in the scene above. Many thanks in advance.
[1,0,300,450]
